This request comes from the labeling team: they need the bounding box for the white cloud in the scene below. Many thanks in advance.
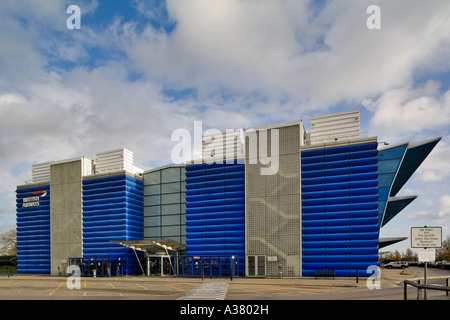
[408,195,450,221]
[408,210,438,221]
[1,0,450,234]
[417,139,450,182]
[438,195,450,219]
[421,170,443,182]
[110,0,450,116]
[364,80,450,139]
[0,93,27,106]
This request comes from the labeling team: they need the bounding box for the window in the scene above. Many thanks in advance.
[162,168,180,183]
[162,182,181,194]
[144,216,160,226]
[162,226,181,237]
[161,204,181,215]
[161,193,180,205]
[145,171,160,185]
[142,166,186,244]
[144,195,160,206]
[162,214,181,225]
[145,226,161,238]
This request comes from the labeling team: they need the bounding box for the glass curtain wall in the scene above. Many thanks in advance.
[143,166,186,244]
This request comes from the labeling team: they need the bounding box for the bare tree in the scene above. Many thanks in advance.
[0,228,17,256]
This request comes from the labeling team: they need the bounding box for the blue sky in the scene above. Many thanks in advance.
[1,0,449,255]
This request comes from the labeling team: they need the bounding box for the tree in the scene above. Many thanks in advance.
[383,250,402,261]
[436,234,450,262]
[393,250,401,261]
[0,228,17,256]
[402,248,417,261]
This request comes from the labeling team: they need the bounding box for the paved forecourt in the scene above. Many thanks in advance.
[0,268,440,300]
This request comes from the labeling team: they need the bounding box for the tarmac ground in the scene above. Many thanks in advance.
[0,266,448,301]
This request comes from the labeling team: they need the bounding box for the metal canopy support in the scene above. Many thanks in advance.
[131,246,145,276]
[152,241,175,276]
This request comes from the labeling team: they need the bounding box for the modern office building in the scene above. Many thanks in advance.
[16,110,441,277]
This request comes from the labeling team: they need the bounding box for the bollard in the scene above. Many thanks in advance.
[404,281,407,300]
[447,278,449,297]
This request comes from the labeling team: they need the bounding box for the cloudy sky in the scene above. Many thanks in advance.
[1,0,449,254]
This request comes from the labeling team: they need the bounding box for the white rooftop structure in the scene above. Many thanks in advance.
[28,148,143,183]
[309,110,363,145]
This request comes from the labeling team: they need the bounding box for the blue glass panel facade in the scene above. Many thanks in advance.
[82,174,143,275]
[301,142,379,277]
[390,139,440,197]
[382,196,416,227]
[16,185,51,274]
[185,161,245,275]
[377,144,408,227]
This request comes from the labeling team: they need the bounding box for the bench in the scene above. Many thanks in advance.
[314,270,335,279]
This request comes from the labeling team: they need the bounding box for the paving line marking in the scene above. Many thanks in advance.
[108,282,125,297]
[134,283,182,297]
[177,282,228,300]
[164,283,189,292]
[49,282,64,296]
[137,283,149,290]
[236,287,266,295]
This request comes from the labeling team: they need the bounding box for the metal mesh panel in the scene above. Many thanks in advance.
[245,124,301,277]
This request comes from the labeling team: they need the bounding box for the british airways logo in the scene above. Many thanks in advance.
[22,190,47,207]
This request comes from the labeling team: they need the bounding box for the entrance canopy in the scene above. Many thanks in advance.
[111,239,186,276]
[111,239,186,254]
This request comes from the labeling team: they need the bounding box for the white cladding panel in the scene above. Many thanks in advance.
[81,157,95,176]
[32,162,52,183]
[95,148,143,174]
[310,110,361,144]
[28,148,141,183]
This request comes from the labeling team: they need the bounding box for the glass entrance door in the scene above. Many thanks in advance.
[246,255,266,277]
[148,255,173,276]
[163,257,173,276]
[149,256,161,276]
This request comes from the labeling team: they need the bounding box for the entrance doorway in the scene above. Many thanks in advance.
[246,255,266,277]
[147,255,173,276]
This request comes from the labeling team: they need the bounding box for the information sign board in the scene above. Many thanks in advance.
[419,248,436,262]
[411,227,442,248]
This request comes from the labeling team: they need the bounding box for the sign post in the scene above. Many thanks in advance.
[410,226,442,300]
